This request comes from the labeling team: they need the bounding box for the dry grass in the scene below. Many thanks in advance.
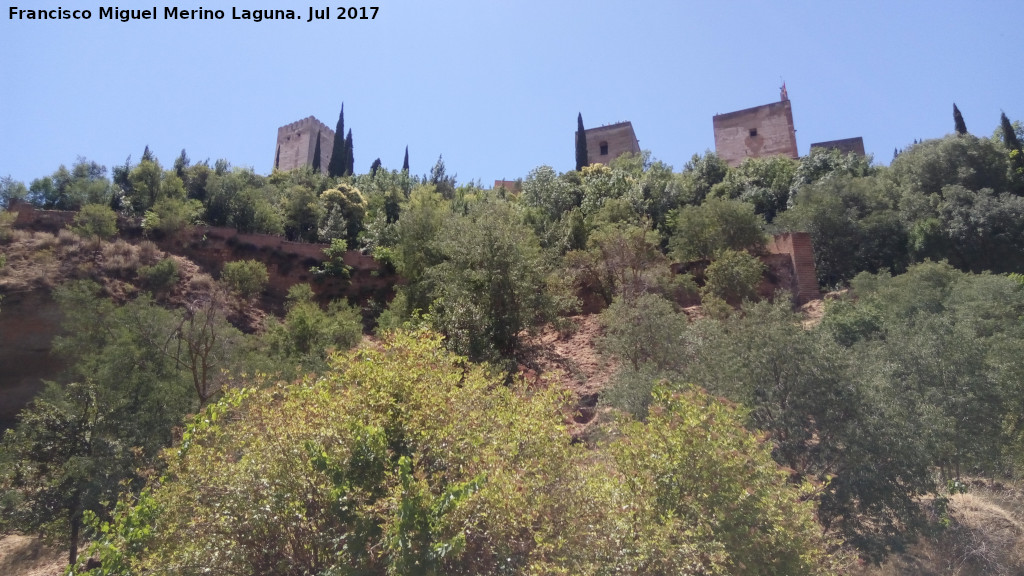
[855,483,1024,576]
[137,240,161,266]
[100,239,140,274]
[0,534,67,576]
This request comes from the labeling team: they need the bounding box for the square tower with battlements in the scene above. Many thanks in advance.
[274,116,335,173]
[713,86,798,167]
[581,121,641,166]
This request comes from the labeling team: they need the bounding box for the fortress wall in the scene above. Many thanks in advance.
[766,232,821,304]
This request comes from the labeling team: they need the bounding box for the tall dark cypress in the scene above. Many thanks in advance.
[575,113,588,171]
[344,129,354,176]
[328,103,346,177]
[1002,112,1022,153]
[312,131,322,172]
[402,146,410,172]
[274,145,281,170]
[953,103,967,135]
[1003,112,1024,177]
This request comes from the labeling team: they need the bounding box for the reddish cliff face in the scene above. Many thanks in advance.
[0,291,65,431]
[0,207,401,431]
[147,225,397,316]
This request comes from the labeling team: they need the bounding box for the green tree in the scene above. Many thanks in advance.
[345,129,354,176]
[564,220,676,306]
[88,330,602,575]
[71,203,118,239]
[141,197,203,236]
[669,197,766,262]
[598,293,690,418]
[138,257,180,293]
[0,382,120,566]
[383,185,447,320]
[701,248,766,304]
[309,238,352,279]
[610,386,843,575]
[402,145,409,172]
[262,284,362,375]
[777,175,908,286]
[221,259,268,300]
[889,134,1009,198]
[679,150,729,205]
[0,175,28,208]
[1002,112,1024,180]
[427,201,556,361]
[575,112,588,171]
[953,103,967,135]
[283,184,323,242]
[318,183,367,245]
[710,155,798,222]
[429,154,457,199]
[0,281,196,566]
[789,146,875,203]
[328,103,347,178]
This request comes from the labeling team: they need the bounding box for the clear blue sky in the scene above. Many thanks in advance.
[2,0,1021,186]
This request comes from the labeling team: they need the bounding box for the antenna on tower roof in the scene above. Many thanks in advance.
[780,79,789,101]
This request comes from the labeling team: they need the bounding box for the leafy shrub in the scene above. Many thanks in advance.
[670,197,766,262]
[72,203,118,239]
[0,210,16,243]
[139,257,179,292]
[142,197,203,236]
[701,248,766,303]
[309,238,351,279]
[83,331,842,575]
[221,259,268,299]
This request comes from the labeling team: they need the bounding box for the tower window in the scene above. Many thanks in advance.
[600,141,609,155]
[749,128,758,137]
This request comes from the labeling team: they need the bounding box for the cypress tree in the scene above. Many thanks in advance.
[1003,112,1024,177]
[1002,112,1022,153]
[328,103,346,178]
[402,146,409,172]
[274,145,281,170]
[344,129,354,176]
[575,112,588,171]
[953,103,967,135]
[312,131,322,172]
[370,158,382,177]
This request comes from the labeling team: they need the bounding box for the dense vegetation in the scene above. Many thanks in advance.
[1,113,1023,573]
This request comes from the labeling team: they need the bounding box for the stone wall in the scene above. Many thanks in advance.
[274,116,335,173]
[581,121,640,166]
[766,232,821,304]
[713,100,798,167]
[810,137,865,156]
[7,204,395,314]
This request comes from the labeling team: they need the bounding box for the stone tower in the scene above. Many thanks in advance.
[712,86,798,167]
[274,116,335,173]
[579,121,641,166]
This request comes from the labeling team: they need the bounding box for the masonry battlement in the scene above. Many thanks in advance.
[277,116,334,137]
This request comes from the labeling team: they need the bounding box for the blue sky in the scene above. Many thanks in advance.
[2,0,1021,186]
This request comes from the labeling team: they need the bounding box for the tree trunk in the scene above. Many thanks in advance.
[68,511,80,567]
